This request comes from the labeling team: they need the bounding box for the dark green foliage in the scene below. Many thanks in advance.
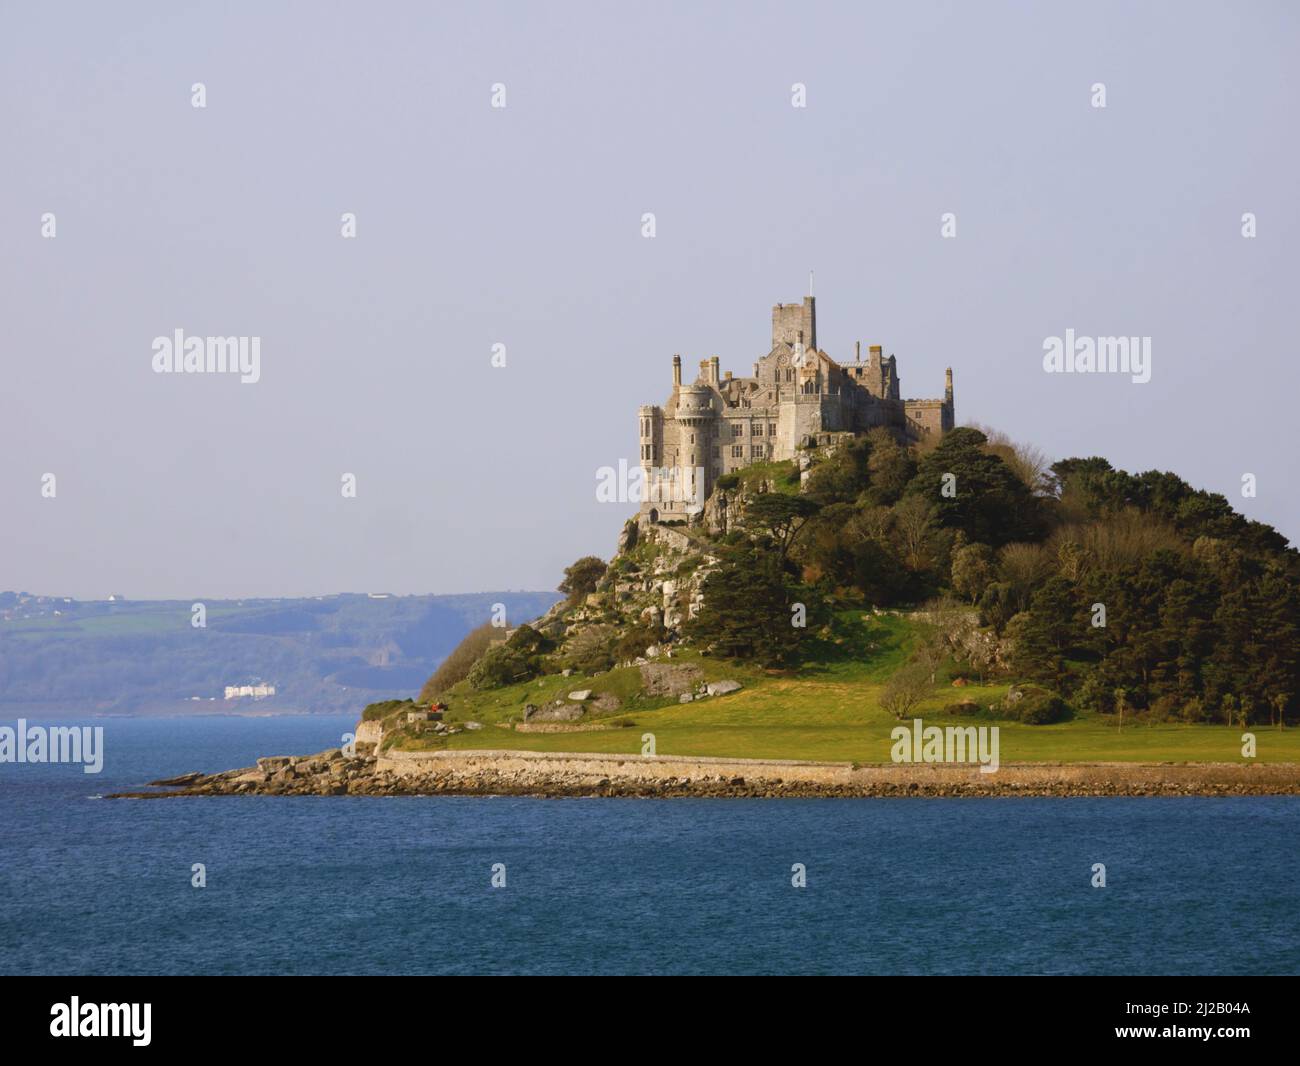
[685,545,819,667]
[742,493,821,560]
[805,437,872,505]
[703,431,1299,723]
[466,644,535,690]
[977,581,1016,635]
[615,618,668,663]
[505,623,553,657]
[1015,689,1073,725]
[558,556,608,603]
[906,427,1043,546]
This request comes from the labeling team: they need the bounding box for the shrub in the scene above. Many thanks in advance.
[1016,690,1073,724]
[506,623,554,656]
[563,624,619,675]
[418,624,497,702]
[466,645,535,690]
[362,698,414,721]
[558,556,608,604]
[614,620,667,664]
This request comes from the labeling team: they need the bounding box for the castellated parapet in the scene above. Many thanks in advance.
[638,296,955,523]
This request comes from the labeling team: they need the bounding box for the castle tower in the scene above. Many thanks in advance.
[638,404,659,471]
[771,296,816,351]
[670,384,717,517]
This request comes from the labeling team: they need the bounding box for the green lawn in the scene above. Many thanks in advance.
[387,612,1300,764]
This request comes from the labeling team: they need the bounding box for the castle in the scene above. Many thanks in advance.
[638,295,954,522]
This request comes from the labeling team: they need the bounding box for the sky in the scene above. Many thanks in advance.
[2,0,1297,600]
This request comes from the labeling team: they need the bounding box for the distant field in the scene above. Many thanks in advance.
[397,613,1300,764]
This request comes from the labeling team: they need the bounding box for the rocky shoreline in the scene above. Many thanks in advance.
[107,746,1300,799]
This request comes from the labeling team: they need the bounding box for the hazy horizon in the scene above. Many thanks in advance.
[4,0,1298,600]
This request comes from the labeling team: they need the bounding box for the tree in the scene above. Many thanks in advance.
[686,547,811,666]
[743,492,821,561]
[879,662,930,719]
[951,543,996,604]
[977,581,1016,635]
[906,427,1042,546]
[972,424,1052,495]
[804,437,871,505]
[863,428,916,505]
[558,556,608,604]
[892,495,939,572]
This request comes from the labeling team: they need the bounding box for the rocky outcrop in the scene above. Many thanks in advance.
[355,720,383,749]
[522,702,584,722]
[639,663,703,697]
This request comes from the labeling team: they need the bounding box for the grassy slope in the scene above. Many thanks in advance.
[389,613,1300,764]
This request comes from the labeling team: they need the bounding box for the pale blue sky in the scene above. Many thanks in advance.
[2,0,1297,599]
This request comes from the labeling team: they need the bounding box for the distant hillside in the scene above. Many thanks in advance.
[0,591,559,716]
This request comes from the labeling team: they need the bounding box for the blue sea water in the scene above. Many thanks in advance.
[0,715,1297,976]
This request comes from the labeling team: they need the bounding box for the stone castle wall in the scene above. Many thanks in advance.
[638,296,954,522]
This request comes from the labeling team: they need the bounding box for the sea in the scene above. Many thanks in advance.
[1,714,1297,976]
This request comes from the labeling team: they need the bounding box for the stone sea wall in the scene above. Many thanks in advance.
[110,746,1300,799]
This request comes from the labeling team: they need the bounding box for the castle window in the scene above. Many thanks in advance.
[731,445,743,458]
[731,424,742,438]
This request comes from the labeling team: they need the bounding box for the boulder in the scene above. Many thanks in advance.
[639,662,703,697]
[524,703,585,722]
[568,690,592,701]
[706,680,743,697]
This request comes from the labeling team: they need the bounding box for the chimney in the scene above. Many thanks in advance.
[945,367,954,402]
[710,355,720,384]
[855,340,861,361]
[672,354,681,387]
